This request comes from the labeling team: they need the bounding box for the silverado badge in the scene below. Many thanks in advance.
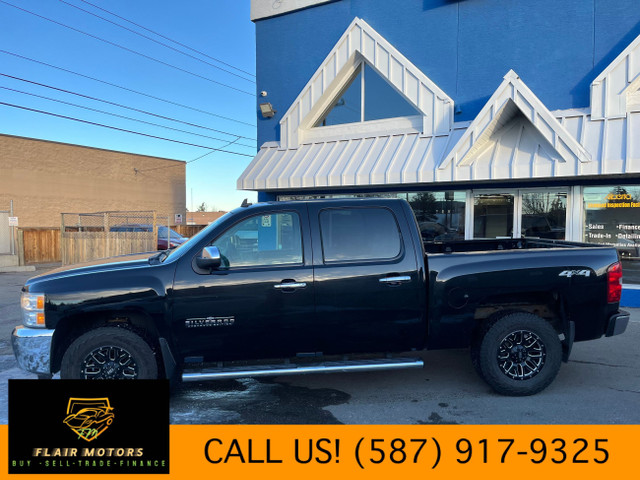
[185,316,235,328]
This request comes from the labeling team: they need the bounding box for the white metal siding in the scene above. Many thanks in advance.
[239,29,640,192]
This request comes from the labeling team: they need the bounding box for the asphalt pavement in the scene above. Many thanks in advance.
[1,266,639,425]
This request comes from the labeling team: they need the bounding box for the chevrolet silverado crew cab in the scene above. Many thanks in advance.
[12,198,629,396]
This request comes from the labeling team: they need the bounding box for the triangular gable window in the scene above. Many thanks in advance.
[315,63,420,127]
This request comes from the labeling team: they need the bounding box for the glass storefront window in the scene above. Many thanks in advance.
[407,192,465,242]
[584,185,640,284]
[278,191,466,242]
[521,192,567,240]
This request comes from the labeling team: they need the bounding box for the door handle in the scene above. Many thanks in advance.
[379,276,411,285]
[274,282,307,290]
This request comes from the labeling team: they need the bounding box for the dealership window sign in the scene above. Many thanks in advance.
[584,186,640,260]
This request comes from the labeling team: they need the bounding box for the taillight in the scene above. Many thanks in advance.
[607,262,623,303]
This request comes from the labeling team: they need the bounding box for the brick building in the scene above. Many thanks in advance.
[186,211,227,225]
[0,134,186,228]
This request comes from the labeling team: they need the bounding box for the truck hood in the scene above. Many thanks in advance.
[24,251,158,289]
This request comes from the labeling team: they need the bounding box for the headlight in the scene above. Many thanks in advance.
[21,292,46,328]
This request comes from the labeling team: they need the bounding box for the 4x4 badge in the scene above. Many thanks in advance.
[63,397,114,442]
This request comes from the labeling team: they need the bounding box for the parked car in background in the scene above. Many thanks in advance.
[110,224,188,250]
[157,226,188,250]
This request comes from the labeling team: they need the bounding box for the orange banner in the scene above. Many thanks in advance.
[3,424,639,478]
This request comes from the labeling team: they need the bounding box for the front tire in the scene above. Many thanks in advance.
[477,312,562,396]
[60,327,158,379]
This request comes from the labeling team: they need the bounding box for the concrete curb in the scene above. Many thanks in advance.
[0,266,36,273]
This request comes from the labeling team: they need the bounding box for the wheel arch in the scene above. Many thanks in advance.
[51,309,166,376]
[470,290,573,361]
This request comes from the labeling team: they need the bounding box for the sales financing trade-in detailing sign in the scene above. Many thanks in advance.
[8,379,169,474]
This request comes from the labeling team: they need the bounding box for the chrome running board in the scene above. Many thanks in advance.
[182,357,423,382]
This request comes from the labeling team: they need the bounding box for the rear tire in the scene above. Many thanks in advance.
[60,327,158,379]
[477,312,561,396]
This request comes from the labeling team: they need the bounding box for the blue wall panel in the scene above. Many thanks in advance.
[457,0,595,119]
[347,0,458,102]
[255,1,351,146]
[593,0,640,82]
[255,0,640,144]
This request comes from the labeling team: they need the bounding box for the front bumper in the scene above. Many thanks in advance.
[11,326,54,375]
[605,310,630,337]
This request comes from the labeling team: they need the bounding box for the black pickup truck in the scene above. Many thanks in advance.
[12,198,629,396]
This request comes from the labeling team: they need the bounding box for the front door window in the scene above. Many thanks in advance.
[212,212,303,268]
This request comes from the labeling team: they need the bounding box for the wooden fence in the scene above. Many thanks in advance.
[20,228,61,264]
[62,231,156,265]
[174,225,206,237]
[18,224,209,265]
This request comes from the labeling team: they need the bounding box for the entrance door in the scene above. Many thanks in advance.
[473,193,515,238]
[472,190,568,240]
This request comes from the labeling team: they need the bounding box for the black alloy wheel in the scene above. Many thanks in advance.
[497,329,546,381]
[81,345,139,379]
[476,312,562,396]
[60,327,158,380]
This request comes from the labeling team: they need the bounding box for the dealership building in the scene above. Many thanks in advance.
[242,0,640,303]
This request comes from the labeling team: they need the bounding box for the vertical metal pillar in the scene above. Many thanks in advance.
[10,199,15,255]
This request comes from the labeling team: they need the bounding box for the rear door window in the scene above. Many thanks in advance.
[319,207,402,262]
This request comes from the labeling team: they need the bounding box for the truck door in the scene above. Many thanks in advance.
[307,203,423,354]
[171,205,316,362]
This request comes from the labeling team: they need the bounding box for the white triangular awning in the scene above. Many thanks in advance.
[279,17,453,148]
[239,26,640,192]
[591,32,640,119]
[438,70,592,173]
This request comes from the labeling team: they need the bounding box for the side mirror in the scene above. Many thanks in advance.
[196,246,222,270]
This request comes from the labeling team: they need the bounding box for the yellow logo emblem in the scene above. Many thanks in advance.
[63,398,114,442]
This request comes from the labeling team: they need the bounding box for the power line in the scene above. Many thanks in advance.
[139,138,242,173]
[0,73,256,143]
[76,0,255,79]
[0,101,255,157]
[0,1,255,96]
[0,84,256,148]
[0,49,256,127]
[60,0,255,84]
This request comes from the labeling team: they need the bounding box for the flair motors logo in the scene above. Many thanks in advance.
[63,398,114,442]
[9,379,169,474]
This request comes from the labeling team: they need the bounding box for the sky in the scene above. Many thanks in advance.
[0,0,257,212]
